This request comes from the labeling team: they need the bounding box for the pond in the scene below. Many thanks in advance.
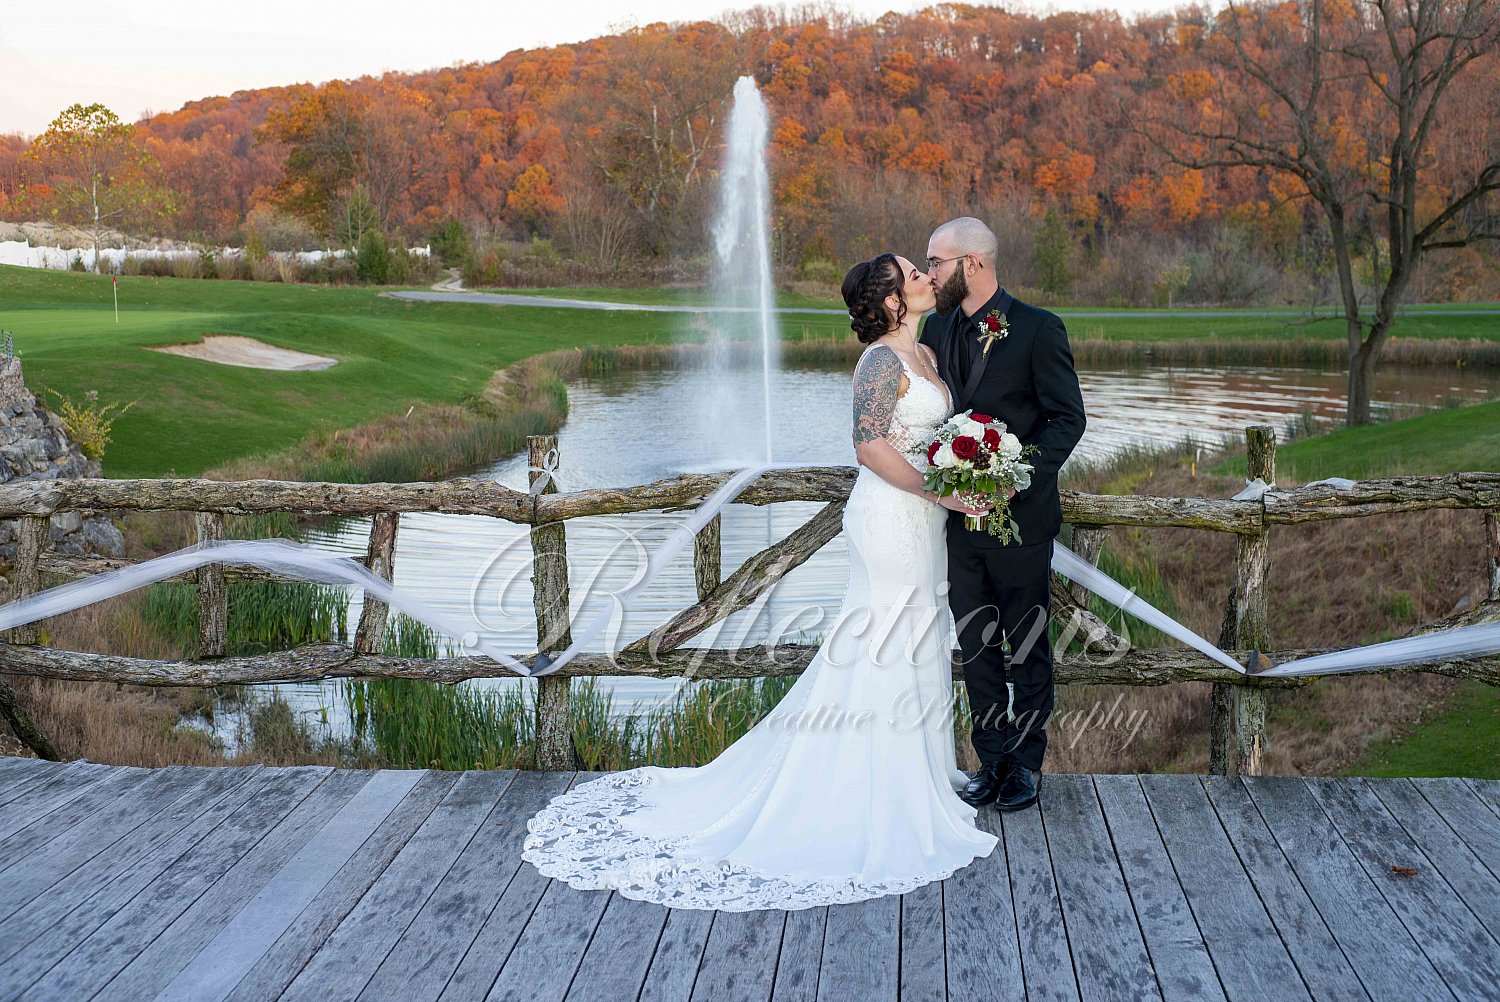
[199,359,1499,750]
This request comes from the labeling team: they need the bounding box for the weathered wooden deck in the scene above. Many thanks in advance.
[0,756,1496,1002]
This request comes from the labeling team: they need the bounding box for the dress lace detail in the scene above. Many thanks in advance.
[522,769,986,912]
[520,344,995,912]
[875,348,952,467]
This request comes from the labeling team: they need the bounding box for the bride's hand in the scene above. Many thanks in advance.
[937,493,992,516]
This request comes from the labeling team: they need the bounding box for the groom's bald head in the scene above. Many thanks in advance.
[929,216,998,266]
[928,216,999,314]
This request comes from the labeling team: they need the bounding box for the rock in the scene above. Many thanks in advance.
[0,355,119,562]
[49,510,83,535]
[81,518,126,557]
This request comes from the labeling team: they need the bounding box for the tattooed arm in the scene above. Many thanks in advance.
[852,346,951,503]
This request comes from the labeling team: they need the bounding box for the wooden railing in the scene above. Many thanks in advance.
[1,427,1497,776]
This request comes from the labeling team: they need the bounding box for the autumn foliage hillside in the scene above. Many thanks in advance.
[1,3,1496,302]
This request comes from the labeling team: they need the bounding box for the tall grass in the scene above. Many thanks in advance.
[333,609,982,771]
[341,613,532,770]
[142,578,348,657]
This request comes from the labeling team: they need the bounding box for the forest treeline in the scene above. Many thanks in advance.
[1,2,1496,306]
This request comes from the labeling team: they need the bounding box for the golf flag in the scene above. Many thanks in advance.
[112,273,119,323]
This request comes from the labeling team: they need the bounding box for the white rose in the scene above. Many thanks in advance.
[957,417,985,439]
[1000,433,1023,460]
[933,443,956,468]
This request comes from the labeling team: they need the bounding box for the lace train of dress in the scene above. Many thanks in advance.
[520,347,999,911]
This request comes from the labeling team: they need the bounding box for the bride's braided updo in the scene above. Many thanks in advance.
[841,253,907,344]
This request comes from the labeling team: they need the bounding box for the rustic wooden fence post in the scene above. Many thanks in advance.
[1210,425,1274,776]
[1485,510,1499,602]
[353,511,400,654]
[2,515,61,756]
[529,435,577,770]
[694,513,722,602]
[6,515,48,645]
[194,512,227,658]
[1064,525,1111,608]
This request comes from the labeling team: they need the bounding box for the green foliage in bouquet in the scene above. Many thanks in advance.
[911,413,1041,544]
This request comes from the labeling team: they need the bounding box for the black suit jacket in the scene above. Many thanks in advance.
[919,289,1087,548]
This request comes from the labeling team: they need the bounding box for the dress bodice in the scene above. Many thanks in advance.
[858,346,953,469]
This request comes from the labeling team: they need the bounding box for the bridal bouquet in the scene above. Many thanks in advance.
[912,410,1040,543]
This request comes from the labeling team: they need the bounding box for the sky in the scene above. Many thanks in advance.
[0,0,1189,136]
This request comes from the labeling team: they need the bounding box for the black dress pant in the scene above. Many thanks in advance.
[946,535,1055,771]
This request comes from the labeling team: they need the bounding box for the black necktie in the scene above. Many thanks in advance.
[955,314,974,386]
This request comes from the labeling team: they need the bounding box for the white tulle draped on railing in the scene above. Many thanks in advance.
[0,461,1494,681]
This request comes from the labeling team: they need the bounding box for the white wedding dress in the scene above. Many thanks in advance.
[520,345,1000,910]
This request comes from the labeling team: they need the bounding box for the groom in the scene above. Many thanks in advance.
[919,216,1087,812]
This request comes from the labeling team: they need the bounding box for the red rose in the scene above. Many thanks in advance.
[982,427,1001,450]
[983,316,1002,331]
[951,435,979,459]
[969,413,995,423]
[927,440,941,464]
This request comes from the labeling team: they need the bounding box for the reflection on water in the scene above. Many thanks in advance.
[214,361,1498,745]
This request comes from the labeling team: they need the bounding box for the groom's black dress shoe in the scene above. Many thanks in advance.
[958,761,1012,807]
[995,765,1041,812]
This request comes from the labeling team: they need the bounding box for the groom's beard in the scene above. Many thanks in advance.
[934,267,968,314]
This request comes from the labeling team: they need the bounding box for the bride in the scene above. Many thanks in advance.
[520,252,1000,911]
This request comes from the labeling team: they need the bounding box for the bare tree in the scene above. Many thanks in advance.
[560,181,638,269]
[1141,0,1500,425]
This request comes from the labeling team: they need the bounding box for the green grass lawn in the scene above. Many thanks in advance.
[1207,398,1500,480]
[0,267,863,479]
[1339,678,1500,779]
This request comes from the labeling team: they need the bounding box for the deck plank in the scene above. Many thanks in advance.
[1042,773,1162,1002]
[359,771,585,1002]
[157,769,424,1002]
[1093,775,1223,1002]
[0,767,268,997]
[223,770,459,1002]
[0,760,123,846]
[277,769,516,1002]
[563,892,675,1002]
[895,882,941,1002]
[1403,778,1500,881]
[689,908,786,1002]
[0,764,231,924]
[1465,777,1500,820]
[98,768,380,1001]
[0,755,1491,1002]
[1199,776,1368,1002]
[18,765,332,1001]
[1369,778,1500,931]
[1002,787,1082,1002]
[635,908,716,1002]
[1240,775,1454,1002]
[944,802,1025,1000]
[769,905,825,1002]
[817,895,900,1001]
[0,758,74,809]
[1140,774,1310,1001]
[434,771,582,1002]
[1304,776,1500,1000]
[0,755,49,780]
[481,772,620,1002]
[0,766,258,964]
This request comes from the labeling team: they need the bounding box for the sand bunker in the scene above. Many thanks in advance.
[147,335,338,371]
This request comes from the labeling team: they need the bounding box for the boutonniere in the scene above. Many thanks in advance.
[978,309,1010,355]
